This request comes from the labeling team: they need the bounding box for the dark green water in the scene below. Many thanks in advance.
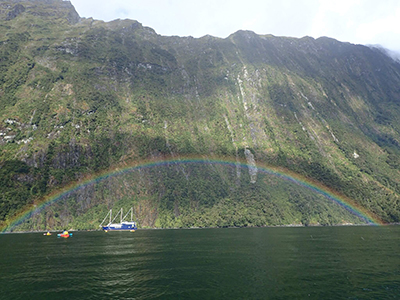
[0,226,399,300]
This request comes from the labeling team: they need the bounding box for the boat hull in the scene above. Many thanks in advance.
[102,228,136,232]
[102,222,137,232]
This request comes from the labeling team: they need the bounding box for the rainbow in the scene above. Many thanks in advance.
[0,156,383,232]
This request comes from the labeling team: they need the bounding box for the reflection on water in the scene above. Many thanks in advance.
[0,226,399,299]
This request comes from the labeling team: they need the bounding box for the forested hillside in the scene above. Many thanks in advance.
[1,0,400,231]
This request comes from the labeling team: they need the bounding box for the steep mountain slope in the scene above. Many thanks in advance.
[1,0,400,231]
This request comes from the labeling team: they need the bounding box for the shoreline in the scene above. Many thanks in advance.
[1,222,399,234]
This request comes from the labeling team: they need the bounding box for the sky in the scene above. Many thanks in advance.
[70,0,400,53]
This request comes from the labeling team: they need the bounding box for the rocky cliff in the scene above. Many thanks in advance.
[1,0,400,231]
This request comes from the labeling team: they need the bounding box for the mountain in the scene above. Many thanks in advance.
[1,0,400,231]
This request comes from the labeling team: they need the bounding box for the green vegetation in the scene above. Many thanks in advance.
[1,0,400,231]
[12,163,365,232]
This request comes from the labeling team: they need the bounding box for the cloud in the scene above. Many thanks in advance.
[70,0,400,52]
[355,6,400,50]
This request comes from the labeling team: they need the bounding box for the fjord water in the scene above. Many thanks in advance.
[0,226,399,300]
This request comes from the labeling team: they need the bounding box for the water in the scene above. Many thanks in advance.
[0,226,399,300]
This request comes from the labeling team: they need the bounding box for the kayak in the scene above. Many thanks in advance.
[57,233,73,238]
[43,232,52,236]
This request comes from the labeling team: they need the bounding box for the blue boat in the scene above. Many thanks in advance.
[100,208,137,232]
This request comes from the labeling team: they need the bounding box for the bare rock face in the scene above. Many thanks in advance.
[5,3,25,20]
[1,0,80,24]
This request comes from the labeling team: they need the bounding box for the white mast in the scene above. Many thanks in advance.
[99,209,112,227]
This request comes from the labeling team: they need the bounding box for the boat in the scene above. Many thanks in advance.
[100,208,137,232]
[57,231,72,238]
[43,231,52,236]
